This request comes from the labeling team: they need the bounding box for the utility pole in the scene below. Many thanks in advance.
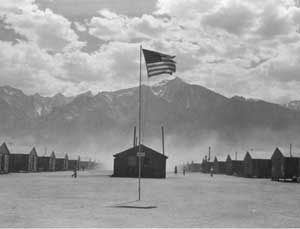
[290,143,292,157]
[161,126,165,155]
[133,126,136,147]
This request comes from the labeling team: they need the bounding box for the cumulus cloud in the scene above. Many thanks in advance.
[155,0,218,17]
[88,9,171,42]
[255,2,293,39]
[201,1,255,35]
[0,0,300,104]
[0,40,70,95]
[1,5,84,52]
[151,0,300,103]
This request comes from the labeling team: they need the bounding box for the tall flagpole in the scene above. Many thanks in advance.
[138,45,142,201]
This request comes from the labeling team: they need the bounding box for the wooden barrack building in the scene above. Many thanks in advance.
[225,154,243,176]
[201,157,213,173]
[38,151,56,172]
[68,156,80,170]
[213,156,226,174]
[55,153,68,171]
[243,152,271,178]
[9,153,29,172]
[113,144,168,178]
[271,147,300,181]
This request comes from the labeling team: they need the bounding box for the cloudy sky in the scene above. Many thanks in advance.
[0,0,300,103]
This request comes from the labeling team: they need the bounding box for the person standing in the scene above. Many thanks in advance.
[72,167,77,178]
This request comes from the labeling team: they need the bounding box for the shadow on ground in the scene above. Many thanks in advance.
[108,200,157,209]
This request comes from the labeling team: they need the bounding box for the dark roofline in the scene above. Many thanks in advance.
[273,147,300,159]
[10,153,29,156]
[38,156,50,159]
[114,144,168,158]
[252,158,271,161]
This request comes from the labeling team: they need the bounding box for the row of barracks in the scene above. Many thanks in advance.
[200,147,300,181]
[0,142,96,174]
[177,161,201,173]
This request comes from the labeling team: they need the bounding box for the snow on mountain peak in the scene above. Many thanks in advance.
[153,77,185,88]
[284,100,300,111]
[0,85,23,96]
[150,85,167,98]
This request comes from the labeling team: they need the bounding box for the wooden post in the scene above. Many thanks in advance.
[133,126,136,147]
[161,126,165,155]
[290,143,292,157]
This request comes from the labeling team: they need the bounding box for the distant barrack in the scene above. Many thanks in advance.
[0,142,97,174]
[176,147,300,183]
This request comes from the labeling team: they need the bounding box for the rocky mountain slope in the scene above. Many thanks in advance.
[1,78,300,165]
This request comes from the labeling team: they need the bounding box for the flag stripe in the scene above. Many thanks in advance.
[161,56,176,61]
[148,59,176,65]
[148,70,173,77]
[148,71,174,77]
[147,62,176,68]
[148,68,174,73]
[148,66,176,73]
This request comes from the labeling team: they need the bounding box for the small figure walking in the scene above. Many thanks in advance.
[183,167,186,176]
[174,166,178,175]
[210,166,214,177]
[72,167,77,178]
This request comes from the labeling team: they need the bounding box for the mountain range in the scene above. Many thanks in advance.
[1,77,300,167]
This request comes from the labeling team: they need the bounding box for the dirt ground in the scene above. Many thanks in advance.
[0,170,299,227]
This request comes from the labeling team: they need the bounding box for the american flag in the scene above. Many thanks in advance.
[142,49,176,77]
